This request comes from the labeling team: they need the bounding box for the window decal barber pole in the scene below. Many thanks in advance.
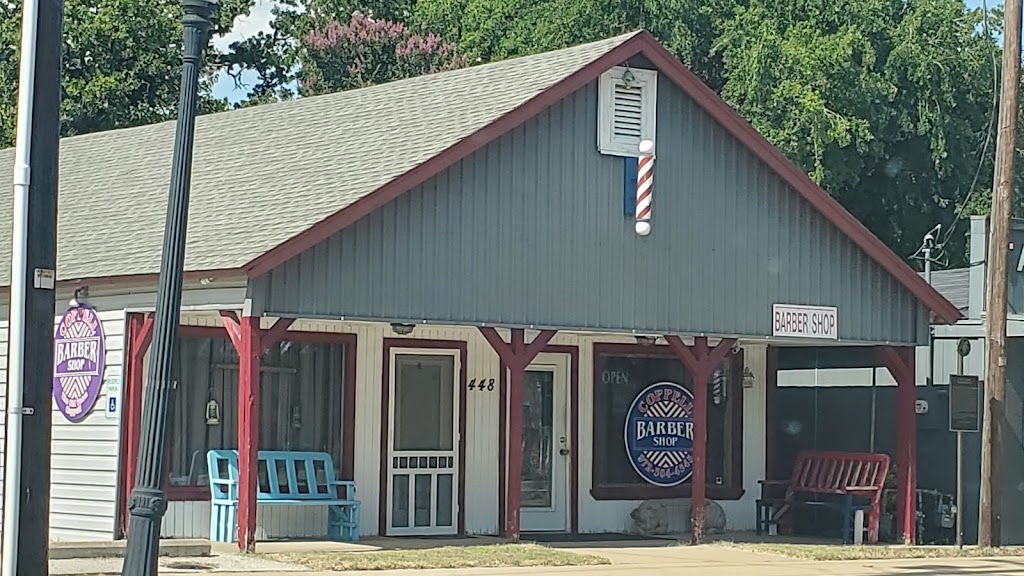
[53,305,106,422]
[635,139,654,236]
[624,381,695,486]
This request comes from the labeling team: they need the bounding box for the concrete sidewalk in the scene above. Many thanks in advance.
[51,543,1024,575]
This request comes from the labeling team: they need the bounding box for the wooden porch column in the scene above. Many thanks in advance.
[879,346,917,545]
[119,313,155,536]
[664,335,737,544]
[479,327,557,541]
[220,312,295,552]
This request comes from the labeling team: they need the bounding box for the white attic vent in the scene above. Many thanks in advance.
[598,66,658,157]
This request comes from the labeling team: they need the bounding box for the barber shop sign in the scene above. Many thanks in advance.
[53,306,105,422]
[624,381,695,487]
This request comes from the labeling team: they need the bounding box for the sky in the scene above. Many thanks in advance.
[210,0,283,104]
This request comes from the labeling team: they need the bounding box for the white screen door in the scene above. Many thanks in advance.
[387,350,460,535]
[520,353,570,532]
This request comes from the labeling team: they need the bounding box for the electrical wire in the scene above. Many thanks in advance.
[930,0,1000,264]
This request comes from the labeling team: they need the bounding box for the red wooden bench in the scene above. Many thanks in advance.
[757,450,890,544]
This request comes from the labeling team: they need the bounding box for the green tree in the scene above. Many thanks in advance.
[0,0,252,148]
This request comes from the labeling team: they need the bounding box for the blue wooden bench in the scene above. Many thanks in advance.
[206,449,360,543]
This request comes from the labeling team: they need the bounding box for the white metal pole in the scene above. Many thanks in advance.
[2,0,41,573]
[956,352,965,548]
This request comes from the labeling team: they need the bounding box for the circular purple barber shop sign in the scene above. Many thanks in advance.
[53,306,105,422]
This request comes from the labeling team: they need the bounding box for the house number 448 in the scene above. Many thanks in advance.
[467,378,496,391]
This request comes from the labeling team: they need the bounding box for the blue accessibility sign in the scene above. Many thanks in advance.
[623,381,695,487]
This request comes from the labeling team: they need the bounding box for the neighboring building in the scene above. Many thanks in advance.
[0,31,960,547]
[909,216,1024,545]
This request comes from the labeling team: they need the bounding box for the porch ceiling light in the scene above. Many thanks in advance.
[391,322,416,336]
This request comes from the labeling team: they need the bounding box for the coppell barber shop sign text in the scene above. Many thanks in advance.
[772,304,839,340]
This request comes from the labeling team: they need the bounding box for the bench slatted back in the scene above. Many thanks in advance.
[787,450,890,499]
[207,449,342,502]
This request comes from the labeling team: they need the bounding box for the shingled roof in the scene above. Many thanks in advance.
[0,32,639,285]
[0,30,963,323]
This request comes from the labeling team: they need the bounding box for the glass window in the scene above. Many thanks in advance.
[164,333,348,492]
[393,354,455,451]
[592,344,743,500]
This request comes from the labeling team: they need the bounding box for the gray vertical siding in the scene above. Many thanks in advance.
[254,77,928,344]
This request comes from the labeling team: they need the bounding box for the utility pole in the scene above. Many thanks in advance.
[1,0,62,575]
[119,2,216,574]
[979,0,1022,548]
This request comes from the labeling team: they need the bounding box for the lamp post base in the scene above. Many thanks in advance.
[121,487,169,576]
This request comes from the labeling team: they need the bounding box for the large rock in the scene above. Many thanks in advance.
[705,499,727,534]
[628,499,727,535]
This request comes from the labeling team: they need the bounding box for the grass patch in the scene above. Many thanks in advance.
[713,541,1024,561]
[266,543,611,571]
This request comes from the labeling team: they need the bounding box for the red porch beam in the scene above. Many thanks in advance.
[220,312,295,552]
[479,327,556,541]
[879,345,917,545]
[118,313,155,536]
[664,335,737,544]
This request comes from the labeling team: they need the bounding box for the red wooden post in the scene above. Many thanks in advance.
[119,313,154,535]
[236,315,261,551]
[879,346,917,545]
[665,335,736,544]
[479,327,556,541]
[506,329,526,540]
[220,312,294,551]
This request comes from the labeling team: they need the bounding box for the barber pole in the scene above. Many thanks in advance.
[636,139,654,236]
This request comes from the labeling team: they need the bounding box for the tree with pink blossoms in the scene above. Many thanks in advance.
[300,12,468,95]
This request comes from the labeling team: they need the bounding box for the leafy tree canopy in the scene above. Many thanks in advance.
[0,0,251,148]
[0,0,1008,266]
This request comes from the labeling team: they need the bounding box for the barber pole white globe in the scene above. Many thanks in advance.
[636,139,654,236]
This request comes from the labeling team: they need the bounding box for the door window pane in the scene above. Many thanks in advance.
[436,474,454,527]
[522,370,554,508]
[394,354,454,451]
[392,474,410,528]
[414,474,433,527]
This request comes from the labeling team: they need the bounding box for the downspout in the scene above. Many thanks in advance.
[2,0,41,573]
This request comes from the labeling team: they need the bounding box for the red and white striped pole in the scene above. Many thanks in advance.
[636,139,654,236]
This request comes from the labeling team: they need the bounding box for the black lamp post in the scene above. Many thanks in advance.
[120,1,217,574]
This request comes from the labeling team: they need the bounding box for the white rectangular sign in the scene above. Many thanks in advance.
[104,366,123,419]
[772,304,839,340]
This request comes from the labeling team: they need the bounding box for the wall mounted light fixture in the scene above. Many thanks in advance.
[742,366,755,388]
[391,323,416,336]
[205,398,221,426]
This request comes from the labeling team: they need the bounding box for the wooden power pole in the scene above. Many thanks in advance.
[980,0,1023,548]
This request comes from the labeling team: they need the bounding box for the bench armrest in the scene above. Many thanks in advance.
[758,480,789,486]
[330,480,357,499]
[844,485,881,493]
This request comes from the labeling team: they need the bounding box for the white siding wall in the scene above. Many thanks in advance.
[164,321,769,538]
[0,303,125,541]
[0,284,245,542]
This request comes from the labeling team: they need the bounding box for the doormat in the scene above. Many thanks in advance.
[386,534,491,540]
[523,532,671,543]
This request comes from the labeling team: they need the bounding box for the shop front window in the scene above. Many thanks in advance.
[163,330,349,498]
[591,343,744,500]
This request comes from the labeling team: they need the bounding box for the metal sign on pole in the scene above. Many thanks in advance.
[950,337,979,549]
